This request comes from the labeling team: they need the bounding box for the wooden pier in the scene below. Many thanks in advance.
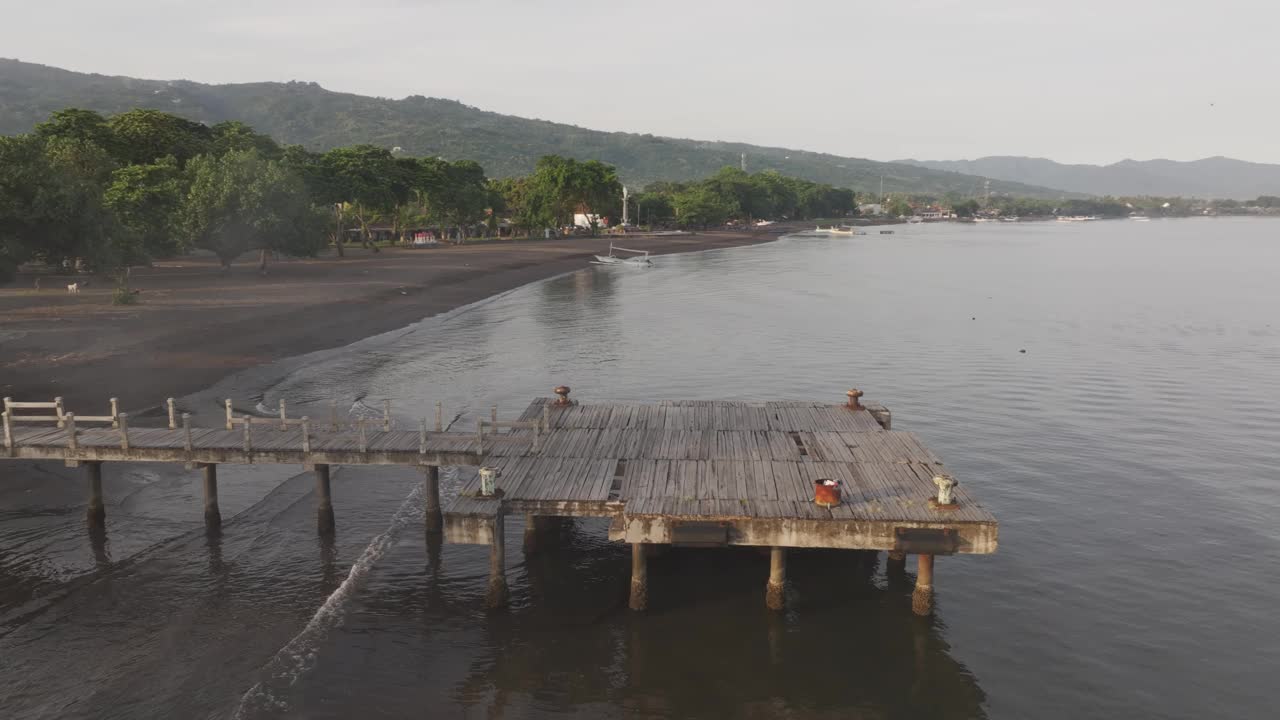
[1,388,998,616]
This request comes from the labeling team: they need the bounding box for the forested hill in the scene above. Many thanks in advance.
[0,59,1068,197]
[897,156,1280,200]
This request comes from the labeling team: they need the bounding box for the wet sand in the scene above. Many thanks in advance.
[0,230,785,415]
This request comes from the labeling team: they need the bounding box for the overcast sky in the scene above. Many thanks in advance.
[3,0,1274,164]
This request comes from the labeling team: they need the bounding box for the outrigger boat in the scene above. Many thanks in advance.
[592,243,653,266]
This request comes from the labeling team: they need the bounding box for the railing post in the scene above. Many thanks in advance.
[117,413,130,451]
[110,397,119,428]
[55,396,65,428]
[302,416,312,453]
[435,401,443,432]
[358,418,367,452]
[242,416,252,453]
[182,413,193,452]
[2,409,12,452]
[419,418,427,455]
[491,405,498,429]
[330,400,339,432]
[279,398,288,431]
[66,413,78,453]
[383,399,392,431]
[167,398,177,430]
[225,399,233,430]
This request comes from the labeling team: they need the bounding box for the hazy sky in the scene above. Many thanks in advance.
[3,0,1274,164]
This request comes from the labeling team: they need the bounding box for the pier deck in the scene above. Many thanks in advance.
[445,397,997,557]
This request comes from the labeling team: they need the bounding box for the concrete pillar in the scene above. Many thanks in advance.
[424,466,442,533]
[629,543,648,611]
[486,509,508,609]
[887,550,907,576]
[523,514,557,555]
[766,546,787,611]
[912,553,935,616]
[85,461,105,526]
[315,464,335,534]
[201,464,222,528]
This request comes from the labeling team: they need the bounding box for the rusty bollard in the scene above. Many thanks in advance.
[846,388,864,410]
[554,386,573,406]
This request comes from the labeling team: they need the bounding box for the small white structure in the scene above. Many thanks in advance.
[574,213,607,229]
[858,203,884,216]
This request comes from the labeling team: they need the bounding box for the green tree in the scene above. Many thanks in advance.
[634,191,675,226]
[34,108,119,157]
[107,109,213,166]
[673,185,737,228]
[886,196,913,218]
[210,121,282,159]
[103,156,185,259]
[180,150,324,270]
[951,199,980,218]
[316,145,401,251]
[524,155,622,235]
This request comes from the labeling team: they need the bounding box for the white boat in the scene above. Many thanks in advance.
[1130,215,1151,222]
[907,216,924,224]
[592,243,652,266]
[813,225,855,235]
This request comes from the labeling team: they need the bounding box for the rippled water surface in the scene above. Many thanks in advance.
[2,218,1279,719]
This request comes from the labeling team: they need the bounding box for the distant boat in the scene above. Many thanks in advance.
[1057,215,1100,222]
[813,225,855,235]
[592,243,652,266]
[1000,216,1020,223]
[1130,215,1151,222]
[907,216,924,224]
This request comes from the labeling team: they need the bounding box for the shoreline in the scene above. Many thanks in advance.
[1,228,794,415]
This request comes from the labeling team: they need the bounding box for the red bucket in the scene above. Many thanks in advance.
[814,479,841,507]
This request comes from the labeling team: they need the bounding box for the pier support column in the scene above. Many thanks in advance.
[423,466,442,534]
[912,554,935,616]
[766,546,787,611]
[201,464,221,528]
[522,515,554,555]
[85,461,105,526]
[887,550,907,576]
[487,508,508,609]
[629,543,648,611]
[315,464,335,535]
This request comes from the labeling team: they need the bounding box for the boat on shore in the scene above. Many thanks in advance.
[592,243,653,266]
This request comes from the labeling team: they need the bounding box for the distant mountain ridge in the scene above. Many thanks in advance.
[0,58,1071,197]
[896,156,1280,200]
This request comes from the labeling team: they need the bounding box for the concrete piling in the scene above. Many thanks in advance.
[424,465,442,533]
[912,554,935,616]
[85,461,105,526]
[315,463,335,534]
[486,508,508,609]
[522,514,555,555]
[766,546,787,610]
[629,543,648,611]
[887,550,907,576]
[201,463,221,528]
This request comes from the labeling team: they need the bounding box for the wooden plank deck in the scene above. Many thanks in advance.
[453,398,999,554]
